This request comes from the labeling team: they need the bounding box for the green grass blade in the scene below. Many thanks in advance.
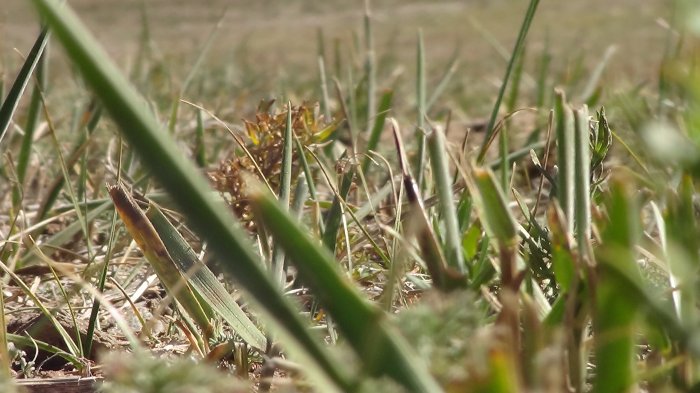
[295,136,323,233]
[146,203,267,351]
[35,101,102,221]
[477,0,540,163]
[427,125,466,273]
[414,30,427,189]
[467,166,520,298]
[248,181,442,393]
[593,179,641,393]
[361,89,393,174]
[46,102,95,262]
[0,27,49,145]
[85,206,119,357]
[573,105,591,252]
[0,279,7,379]
[554,89,575,232]
[271,102,294,283]
[194,108,206,167]
[17,44,48,186]
[31,1,351,388]
[392,119,460,291]
[167,11,225,133]
[664,175,700,328]
[321,163,354,254]
[535,36,551,109]
[468,167,517,246]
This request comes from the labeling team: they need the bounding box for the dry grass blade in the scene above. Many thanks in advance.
[108,184,213,338]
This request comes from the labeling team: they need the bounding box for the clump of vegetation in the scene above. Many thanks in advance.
[208,101,335,230]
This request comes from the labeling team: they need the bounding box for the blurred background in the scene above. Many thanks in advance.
[0,0,669,133]
[2,1,667,84]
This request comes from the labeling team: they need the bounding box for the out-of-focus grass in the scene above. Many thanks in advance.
[2,1,665,108]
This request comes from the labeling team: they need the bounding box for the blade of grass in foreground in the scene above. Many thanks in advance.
[248,179,442,392]
[593,179,640,393]
[29,1,351,389]
[0,26,49,145]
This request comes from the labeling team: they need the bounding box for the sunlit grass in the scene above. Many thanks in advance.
[0,0,697,392]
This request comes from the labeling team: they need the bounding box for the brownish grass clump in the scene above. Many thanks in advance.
[208,101,336,230]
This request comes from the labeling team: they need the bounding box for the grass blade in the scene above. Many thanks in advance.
[427,125,466,273]
[578,46,617,105]
[476,0,540,163]
[593,179,641,393]
[16,43,48,187]
[426,50,459,111]
[361,89,393,174]
[271,102,294,284]
[468,167,517,247]
[0,261,80,358]
[0,27,49,145]
[248,180,442,392]
[414,30,427,189]
[392,119,463,291]
[321,160,354,254]
[7,334,83,369]
[318,56,331,120]
[21,200,112,267]
[555,89,575,232]
[573,105,591,252]
[194,108,206,167]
